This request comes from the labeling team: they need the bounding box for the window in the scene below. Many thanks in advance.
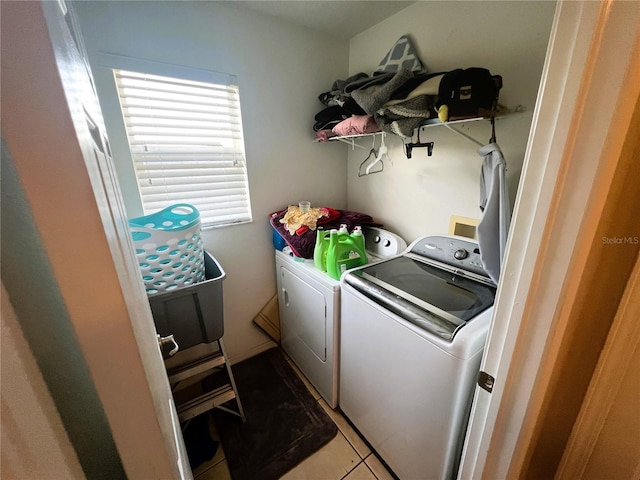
[114,69,252,228]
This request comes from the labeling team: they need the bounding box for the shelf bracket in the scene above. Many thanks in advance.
[335,137,364,150]
[443,122,485,147]
[325,131,386,149]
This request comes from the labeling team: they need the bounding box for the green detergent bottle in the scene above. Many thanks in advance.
[326,229,368,280]
[351,226,365,252]
[313,227,330,271]
[325,229,339,276]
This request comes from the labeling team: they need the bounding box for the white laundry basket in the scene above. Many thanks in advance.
[129,204,205,295]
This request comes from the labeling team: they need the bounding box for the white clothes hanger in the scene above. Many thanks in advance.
[358,136,379,177]
[365,133,388,175]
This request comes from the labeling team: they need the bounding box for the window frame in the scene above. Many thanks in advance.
[95,53,253,229]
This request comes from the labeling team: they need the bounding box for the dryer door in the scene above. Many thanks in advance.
[279,266,327,362]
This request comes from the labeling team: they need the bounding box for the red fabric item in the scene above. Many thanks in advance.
[294,207,341,235]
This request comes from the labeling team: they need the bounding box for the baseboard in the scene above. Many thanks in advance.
[229,340,278,365]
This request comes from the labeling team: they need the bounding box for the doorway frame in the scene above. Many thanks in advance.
[459,1,640,478]
[1,2,190,478]
[3,0,639,478]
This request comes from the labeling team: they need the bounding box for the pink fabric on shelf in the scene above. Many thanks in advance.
[332,115,380,136]
[315,129,337,142]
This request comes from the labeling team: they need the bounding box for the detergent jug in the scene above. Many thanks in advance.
[351,226,365,252]
[313,227,330,271]
[326,229,368,280]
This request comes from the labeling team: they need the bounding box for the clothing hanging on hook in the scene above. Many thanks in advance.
[476,141,510,284]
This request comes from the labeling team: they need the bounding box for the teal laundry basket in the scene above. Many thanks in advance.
[129,204,205,295]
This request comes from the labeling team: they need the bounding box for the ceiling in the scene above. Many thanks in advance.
[228,1,417,40]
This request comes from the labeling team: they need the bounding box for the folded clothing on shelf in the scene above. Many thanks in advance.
[332,115,380,136]
[313,35,502,139]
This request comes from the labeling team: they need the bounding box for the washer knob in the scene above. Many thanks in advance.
[454,249,469,260]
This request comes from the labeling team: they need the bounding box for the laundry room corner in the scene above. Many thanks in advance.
[346,1,556,244]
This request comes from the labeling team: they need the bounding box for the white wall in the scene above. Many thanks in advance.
[75,1,350,361]
[347,1,556,244]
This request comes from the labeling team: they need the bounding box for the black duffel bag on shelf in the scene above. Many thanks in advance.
[436,67,503,121]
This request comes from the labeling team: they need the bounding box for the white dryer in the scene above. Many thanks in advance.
[275,227,405,407]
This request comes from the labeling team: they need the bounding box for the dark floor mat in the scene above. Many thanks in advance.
[212,348,337,480]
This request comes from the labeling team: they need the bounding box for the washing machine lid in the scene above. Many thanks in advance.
[344,254,496,341]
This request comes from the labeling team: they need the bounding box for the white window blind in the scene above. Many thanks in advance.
[114,69,252,227]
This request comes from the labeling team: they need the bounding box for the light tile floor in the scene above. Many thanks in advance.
[193,351,396,480]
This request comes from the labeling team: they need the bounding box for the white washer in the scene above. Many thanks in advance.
[339,235,497,480]
[275,227,405,408]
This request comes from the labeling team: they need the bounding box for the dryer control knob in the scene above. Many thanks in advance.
[454,249,469,260]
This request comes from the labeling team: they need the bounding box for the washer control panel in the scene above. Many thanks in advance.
[364,227,407,259]
[409,235,489,278]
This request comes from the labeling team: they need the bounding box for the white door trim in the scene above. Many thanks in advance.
[2,2,191,478]
[459,1,640,478]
